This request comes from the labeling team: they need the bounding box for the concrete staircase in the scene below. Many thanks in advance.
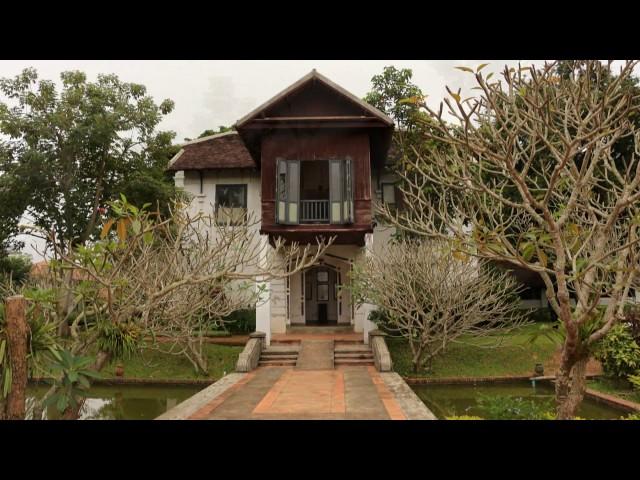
[258,344,300,367]
[334,342,374,367]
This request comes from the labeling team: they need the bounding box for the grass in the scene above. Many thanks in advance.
[587,377,640,404]
[49,343,243,382]
[387,324,559,378]
[108,344,243,381]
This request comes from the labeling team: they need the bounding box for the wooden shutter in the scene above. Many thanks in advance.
[343,157,353,223]
[276,158,300,225]
[287,160,300,224]
[329,159,343,224]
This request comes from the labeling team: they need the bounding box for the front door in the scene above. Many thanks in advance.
[305,266,338,324]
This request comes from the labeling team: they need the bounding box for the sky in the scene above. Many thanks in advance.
[0,60,548,142]
[1,59,551,260]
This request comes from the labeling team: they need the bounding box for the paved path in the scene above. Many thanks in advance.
[157,336,436,420]
[158,365,435,420]
[295,340,334,370]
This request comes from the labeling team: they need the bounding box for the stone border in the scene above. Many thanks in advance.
[236,331,265,372]
[369,330,393,372]
[403,373,602,385]
[30,377,217,387]
[155,373,247,420]
[379,372,437,419]
[583,388,640,413]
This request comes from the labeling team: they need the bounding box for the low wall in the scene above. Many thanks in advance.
[235,331,265,372]
[369,330,392,372]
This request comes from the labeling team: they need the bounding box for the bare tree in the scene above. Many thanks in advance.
[378,60,640,418]
[28,198,330,418]
[350,240,527,373]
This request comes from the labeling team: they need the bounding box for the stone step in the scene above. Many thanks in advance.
[335,358,375,366]
[261,354,298,360]
[263,345,301,353]
[259,359,297,366]
[335,352,373,359]
[334,346,371,353]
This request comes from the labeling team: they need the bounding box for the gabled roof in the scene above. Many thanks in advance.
[234,69,394,127]
[166,131,256,171]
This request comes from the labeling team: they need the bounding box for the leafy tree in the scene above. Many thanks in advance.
[183,125,233,142]
[363,66,423,128]
[0,68,176,250]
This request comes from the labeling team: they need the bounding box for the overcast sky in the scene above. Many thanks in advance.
[0,59,554,260]
[0,60,550,142]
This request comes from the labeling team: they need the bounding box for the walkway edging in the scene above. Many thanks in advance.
[156,373,247,420]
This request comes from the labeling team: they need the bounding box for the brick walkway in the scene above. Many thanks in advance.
[178,366,427,420]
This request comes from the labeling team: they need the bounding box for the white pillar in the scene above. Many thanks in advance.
[255,234,272,346]
[362,233,376,344]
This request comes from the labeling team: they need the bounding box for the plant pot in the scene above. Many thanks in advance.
[534,363,544,376]
[115,364,125,377]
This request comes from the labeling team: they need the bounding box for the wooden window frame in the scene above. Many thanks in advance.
[215,183,248,225]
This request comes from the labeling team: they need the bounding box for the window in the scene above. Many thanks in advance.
[317,284,329,301]
[277,158,352,225]
[215,184,247,224]
[382,183,396,205]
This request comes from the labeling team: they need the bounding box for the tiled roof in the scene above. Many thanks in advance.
[166,131,256,171]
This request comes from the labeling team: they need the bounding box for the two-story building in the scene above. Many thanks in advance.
[167,70,398,345]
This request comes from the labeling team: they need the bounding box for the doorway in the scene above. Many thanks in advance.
[304,265,338,325]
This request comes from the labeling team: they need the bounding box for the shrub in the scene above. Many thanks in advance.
[0,254,32,285]
[476,394,554,420]
[593,323,640,378]
[446,415,484,420]
[224,309,256,334]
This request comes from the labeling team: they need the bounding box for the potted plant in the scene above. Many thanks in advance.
[115,362,125,377]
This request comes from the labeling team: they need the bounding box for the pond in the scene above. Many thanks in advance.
[411,381,629,420]
[27,384,203,420]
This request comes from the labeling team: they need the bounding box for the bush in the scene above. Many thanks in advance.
[224,309,256,334]
[593,323,640,378]
[476,394,554,420]
[446,415,484,420]
[0,253,32,285]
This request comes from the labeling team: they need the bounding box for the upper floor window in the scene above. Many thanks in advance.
[215,184,247,225]
[276,158,353,225]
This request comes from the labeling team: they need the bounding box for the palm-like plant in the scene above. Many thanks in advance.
[42,349,101,416]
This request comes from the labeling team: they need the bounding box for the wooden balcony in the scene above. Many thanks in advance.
[300,199,329,224]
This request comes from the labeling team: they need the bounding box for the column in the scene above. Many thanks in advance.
[362,233,377,344]
[255,234,272,346]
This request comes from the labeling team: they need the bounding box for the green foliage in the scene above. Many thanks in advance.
[363,66,423,128]
[476,394,555,420]
[42,349,101,414]
[0,67,177,248]
[446,415,484,420]
[96,320,142,362]
[628,373,640,391]
[0,253,32,285]
[621,412,640,420]
[223,309,256,334]
[594,323,640,378]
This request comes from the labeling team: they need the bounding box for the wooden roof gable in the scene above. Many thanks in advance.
[234,69,394,128]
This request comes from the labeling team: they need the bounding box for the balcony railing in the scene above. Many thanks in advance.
[300,199,329,223]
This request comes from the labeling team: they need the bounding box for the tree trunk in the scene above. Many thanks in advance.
[556,355,588,419]
[4,295,29,420]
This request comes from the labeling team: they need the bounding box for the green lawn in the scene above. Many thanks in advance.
[387,324,559,378]
[96,343,243,381]
[587,377,640,404]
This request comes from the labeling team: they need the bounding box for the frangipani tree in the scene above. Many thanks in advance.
[379,60,640,419]
[350,240,527,373]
